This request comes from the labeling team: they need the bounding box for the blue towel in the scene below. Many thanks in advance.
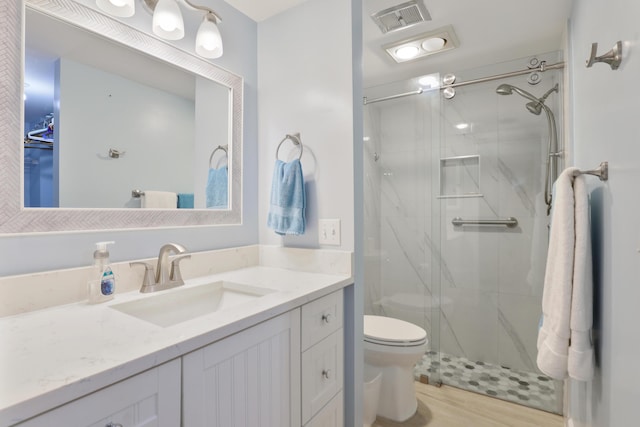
[267,159,305,235]
[177,193,194,209]
[206,166,228,209]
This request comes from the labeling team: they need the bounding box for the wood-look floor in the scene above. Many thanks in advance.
[372,382,563,427]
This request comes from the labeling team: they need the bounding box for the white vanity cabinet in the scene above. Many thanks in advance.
[182,310,302,426]
[9,289,346,427]
[182,289,345,427]
[15,359,181,427]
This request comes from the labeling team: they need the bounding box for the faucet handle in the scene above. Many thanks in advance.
[130,261,156,291]
[169,254,191,283]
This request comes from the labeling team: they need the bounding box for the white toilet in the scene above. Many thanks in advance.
[364,315,428,422]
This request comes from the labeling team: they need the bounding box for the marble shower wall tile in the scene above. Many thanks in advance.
[497,293,545,372]
[363,105,383,315]
[440,288,499,362]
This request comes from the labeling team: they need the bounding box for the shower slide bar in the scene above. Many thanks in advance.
[452,217,518,228]
[362,61,565,104]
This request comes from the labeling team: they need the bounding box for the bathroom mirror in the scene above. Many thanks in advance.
[0,0,242,233]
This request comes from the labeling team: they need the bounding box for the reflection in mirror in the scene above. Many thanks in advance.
[24,7,230,210]
[0,0,242,233]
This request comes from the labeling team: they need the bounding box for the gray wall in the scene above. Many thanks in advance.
[569,0,640,425]
[256,0,355,252]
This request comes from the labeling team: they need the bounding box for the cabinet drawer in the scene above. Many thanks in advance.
[301,329,344,424]
[15,359,181,427]
[304,391,343,427]
[301,290,343,351]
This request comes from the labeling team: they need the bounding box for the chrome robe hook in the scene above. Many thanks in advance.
[586,41,622,70]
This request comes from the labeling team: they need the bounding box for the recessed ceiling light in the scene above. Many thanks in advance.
[455,123,469,130]
[383,25,459,64]
[395,45,420,60]
[421,37,446,52]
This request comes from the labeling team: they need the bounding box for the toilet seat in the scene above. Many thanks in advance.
[364,315,427,347]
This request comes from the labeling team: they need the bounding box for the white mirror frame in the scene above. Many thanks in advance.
[0,0,242,234]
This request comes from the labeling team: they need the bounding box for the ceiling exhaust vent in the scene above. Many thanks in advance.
[371,0,432,34]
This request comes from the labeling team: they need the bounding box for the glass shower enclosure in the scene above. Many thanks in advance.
[363,53,564,414]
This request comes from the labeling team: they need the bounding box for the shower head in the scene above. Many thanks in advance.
[495,84,514,96]
[526,101,543,115]
[525,84,559,115]
[496,83,558,116]
[495,84,538,103]
[496,82,560,216]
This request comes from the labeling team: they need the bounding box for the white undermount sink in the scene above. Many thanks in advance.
[111,281,277,327]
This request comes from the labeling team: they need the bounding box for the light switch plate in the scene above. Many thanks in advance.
[319,219,341,246]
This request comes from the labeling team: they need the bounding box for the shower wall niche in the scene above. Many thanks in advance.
[363,52,564,414]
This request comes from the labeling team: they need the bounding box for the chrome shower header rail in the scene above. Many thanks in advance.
[363,88,423,105]
[362,61,565,104]
[442,61,564,90]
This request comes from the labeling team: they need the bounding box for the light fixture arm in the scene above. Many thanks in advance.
[183,0,221,23]
[141,0,221,23]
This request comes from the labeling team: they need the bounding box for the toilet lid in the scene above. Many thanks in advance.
[364,315,427,345]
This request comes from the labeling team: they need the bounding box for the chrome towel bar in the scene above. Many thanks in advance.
[452,217,518,228]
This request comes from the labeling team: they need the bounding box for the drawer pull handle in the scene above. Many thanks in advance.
[322,369,332,380]
[321,313,333,324]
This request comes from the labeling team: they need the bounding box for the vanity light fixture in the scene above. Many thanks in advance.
[152,0,184,40]
[96,0,135,17]
[195,11,223,58]
[96,0,223,59]
[383,25,459,64]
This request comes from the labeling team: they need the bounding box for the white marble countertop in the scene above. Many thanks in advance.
[0,265,352,425]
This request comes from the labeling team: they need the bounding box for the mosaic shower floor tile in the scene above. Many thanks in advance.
[414,351,563,414]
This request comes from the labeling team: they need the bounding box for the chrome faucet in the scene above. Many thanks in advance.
[130,243,191,293]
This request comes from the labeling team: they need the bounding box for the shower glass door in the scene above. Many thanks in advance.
[363,52,565,415]
[363,74,443,388]
[431,54,564,414]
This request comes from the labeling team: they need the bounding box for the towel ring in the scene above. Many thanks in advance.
[275,133,303,160]
[209,145,228,168]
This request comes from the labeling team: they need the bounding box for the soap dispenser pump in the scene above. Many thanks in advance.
[88,241,115,304]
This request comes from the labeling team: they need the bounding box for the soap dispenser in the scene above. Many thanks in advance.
[88,241,115,304]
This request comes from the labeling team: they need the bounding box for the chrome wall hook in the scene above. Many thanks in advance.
[108,148,125,158]
[586,41,622,70]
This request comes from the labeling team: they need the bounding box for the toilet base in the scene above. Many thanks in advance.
[376,365,418,422]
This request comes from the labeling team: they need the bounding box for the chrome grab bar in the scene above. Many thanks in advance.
[452,217,518,228]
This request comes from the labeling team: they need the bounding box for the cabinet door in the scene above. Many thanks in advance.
[183,310,301,427]
[15,359,181,427]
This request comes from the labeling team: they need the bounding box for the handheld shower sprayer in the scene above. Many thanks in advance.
[525,84,559,115]
[496,82,560,215]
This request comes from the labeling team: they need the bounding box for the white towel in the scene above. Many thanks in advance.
[536,167,594,381]
[141,191,177,209]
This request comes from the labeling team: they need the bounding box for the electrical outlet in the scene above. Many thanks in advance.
[319,219,341,246]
